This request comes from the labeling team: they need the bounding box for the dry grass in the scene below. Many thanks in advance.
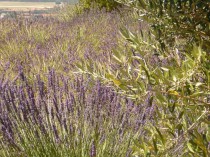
[0,1,56,11]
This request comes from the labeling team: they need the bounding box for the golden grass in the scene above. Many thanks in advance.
[0,1,56,11]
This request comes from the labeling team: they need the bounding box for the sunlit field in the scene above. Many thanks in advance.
[0,1,209,157]
[0,1,55,10]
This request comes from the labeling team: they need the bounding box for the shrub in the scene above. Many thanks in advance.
[77,0,210,156]
[124,0,210,52]
[79,0,122,11]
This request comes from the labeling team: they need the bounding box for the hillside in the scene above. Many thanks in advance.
[0,1,209,157]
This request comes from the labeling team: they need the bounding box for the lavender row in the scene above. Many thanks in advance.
[0,69,154,156]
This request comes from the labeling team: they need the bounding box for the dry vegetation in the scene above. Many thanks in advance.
[0,1,56,11]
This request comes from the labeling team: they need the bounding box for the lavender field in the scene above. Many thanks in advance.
[0,6,145,157]
[0,1,209,157]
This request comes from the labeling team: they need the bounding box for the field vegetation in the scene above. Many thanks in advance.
[0,0,209,157]
[0,1,64,18]
[0,1,55,8]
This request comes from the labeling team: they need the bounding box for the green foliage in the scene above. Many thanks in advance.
[120,0,210,52]
[77,0,210,156]
[79,0,122,11]
[57,4,83,21]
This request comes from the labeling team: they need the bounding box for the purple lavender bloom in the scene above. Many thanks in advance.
[90,141,96,157]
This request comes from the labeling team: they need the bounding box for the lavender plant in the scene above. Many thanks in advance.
[0,68,153,156]
[0,9,140,82]
[2,1,208,156]
[77,0,210,156]
[0,6,148,156]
